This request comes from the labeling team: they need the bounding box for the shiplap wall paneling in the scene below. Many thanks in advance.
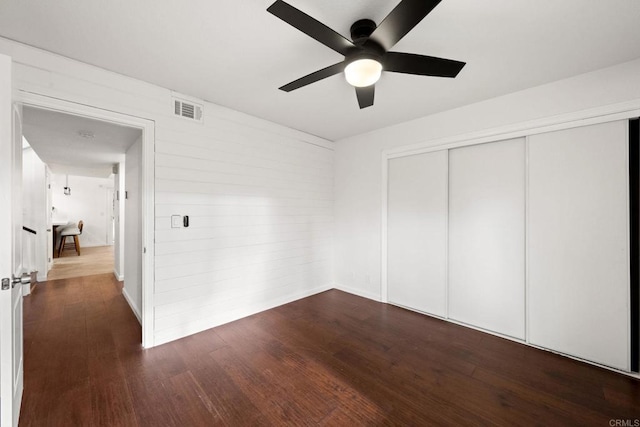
[448,138,526,339]
[153,120,334,344]
[528,121,629,371]
[387,150,448,317]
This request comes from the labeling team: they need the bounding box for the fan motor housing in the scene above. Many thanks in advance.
[350,19,377,45]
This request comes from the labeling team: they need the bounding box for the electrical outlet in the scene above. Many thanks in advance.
[171,215,182,228]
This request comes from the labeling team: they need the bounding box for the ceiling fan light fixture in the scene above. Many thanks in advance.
[345,58,382,87]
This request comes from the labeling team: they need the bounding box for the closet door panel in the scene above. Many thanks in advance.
[388,150,448,317]
[528,121,629,370]
[449,138,526,339]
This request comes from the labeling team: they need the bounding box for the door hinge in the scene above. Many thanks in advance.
[1,278,9,290]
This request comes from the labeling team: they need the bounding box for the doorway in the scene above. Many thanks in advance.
[16,92,154,348]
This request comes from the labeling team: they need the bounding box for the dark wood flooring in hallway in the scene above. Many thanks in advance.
[20,273,640,426]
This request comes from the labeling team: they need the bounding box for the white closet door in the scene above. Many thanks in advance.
[449,138,525,339]
[387,150,448,317]
[528,121,629,370]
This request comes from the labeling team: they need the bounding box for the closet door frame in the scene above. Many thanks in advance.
[380,101,640,375]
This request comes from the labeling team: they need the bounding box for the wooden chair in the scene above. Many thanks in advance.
[58,220,83,257]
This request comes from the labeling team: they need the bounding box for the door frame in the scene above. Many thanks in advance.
[17,91,156,348]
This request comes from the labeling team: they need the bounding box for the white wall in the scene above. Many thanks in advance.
[51,173,114,249]
[0,36,334,346]
[113,162,125,280]
[334,58,640,300]
[123,137,141,320]
[21,145,47,281]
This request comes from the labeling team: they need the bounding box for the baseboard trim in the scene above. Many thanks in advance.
[122,287,141,324]
[153,283,333,346]
[333,283,382,302]
[113,270,124,281]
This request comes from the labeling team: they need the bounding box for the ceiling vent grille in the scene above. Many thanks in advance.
[173,98,203,123]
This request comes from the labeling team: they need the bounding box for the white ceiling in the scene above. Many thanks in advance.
[2,0,640,141]
[22,106,141,178]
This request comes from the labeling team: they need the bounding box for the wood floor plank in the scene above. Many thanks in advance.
[209,345,321,426]
[126,374,184,427]
[20,380,93,427]
[190,359,269,426]
[216,319,345,422]
[89,377,138,427]
[20,280,640,426]
[163,371,223,426]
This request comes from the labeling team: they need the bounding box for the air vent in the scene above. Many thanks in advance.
[173,98,203,123]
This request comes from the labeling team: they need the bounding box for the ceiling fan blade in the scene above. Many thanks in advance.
[367,0,442,51]
[279,62,346,92]
[267,1,356,56]
[384,52,465,77]
[356,85,375,109]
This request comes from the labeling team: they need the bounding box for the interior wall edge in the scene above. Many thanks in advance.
[122,287,141,324]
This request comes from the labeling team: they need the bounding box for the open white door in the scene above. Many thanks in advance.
[0,54,25,427]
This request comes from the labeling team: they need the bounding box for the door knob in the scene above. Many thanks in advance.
[12,273,31,288]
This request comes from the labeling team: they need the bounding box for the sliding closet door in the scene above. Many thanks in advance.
[449,138,525,339]
[388,150,448,317]
[528,121,629,370]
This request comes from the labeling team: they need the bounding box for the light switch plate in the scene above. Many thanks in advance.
[171,215,182,228]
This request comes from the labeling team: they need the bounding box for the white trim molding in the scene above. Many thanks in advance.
[334,283,383,302]
[383,99,640,159]
[122,287,142,324]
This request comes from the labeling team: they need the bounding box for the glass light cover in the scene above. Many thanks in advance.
[344,59,382,87]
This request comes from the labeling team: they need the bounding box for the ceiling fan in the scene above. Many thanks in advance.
[267,0,466,109]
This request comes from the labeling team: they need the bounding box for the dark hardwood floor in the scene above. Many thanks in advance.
[20,273,640,426]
